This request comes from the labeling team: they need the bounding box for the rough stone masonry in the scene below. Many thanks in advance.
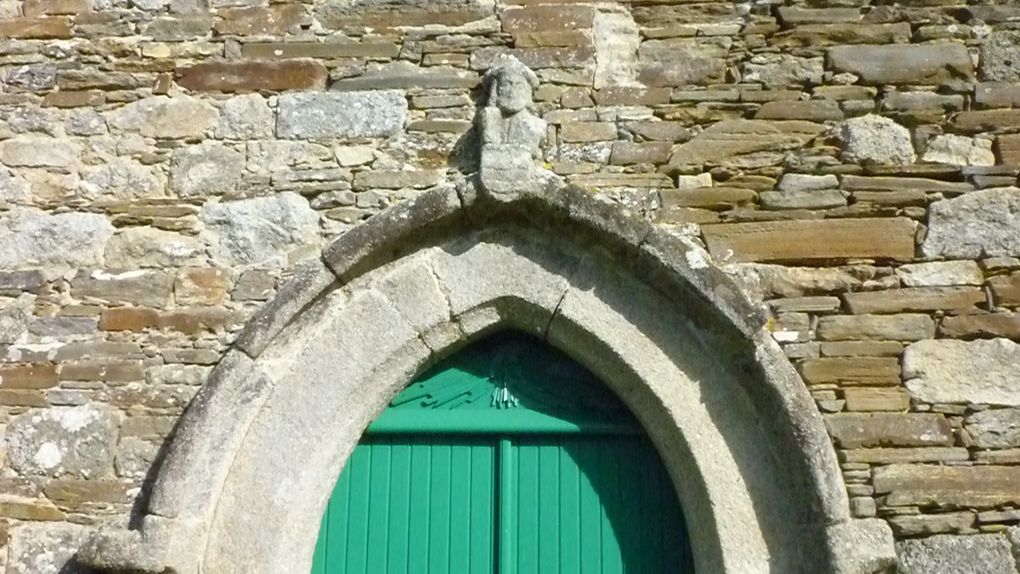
[1,0,1020,572]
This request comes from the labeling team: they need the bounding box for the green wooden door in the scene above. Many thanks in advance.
[312,333,694,574]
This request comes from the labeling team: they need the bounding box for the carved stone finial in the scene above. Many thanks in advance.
[478,55,561,196]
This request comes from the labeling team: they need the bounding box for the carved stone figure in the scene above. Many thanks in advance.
[478,55,560,196]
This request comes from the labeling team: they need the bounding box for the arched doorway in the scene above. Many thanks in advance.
[311,332,694,573]
[79,184,895,574]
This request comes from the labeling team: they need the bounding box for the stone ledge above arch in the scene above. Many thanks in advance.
[80,178,895,574]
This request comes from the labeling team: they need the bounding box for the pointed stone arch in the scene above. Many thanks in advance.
[81,181,895,574]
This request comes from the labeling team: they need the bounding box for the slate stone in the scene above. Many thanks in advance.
[331,61,479,91]
[816,314,936,342]
[637,37,728,87]
[876,464,1020,508]
[177,60,327,93]
[277,91,407,139]
[702,218,916,263]
[825,413,953,449]
[923,187,1020,258]
[939,313,1020,340]
[669,119,825,167]
[828,43,975,91]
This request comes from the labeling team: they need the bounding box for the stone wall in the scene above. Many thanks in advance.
[0,0,1019,571]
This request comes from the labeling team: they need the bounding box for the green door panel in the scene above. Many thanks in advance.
[312,332,694,574]
[313,437,495,574]
[505,436,693,574]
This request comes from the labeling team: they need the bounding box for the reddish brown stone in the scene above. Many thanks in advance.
[874,464,1020,509]
[99,307,160,332]
[44,479,134,509]
[175,268,231,306]
[317,7,489,33]
[0,364,58,389]
[59,361,144,382]
[0,17,72,39]
[177,60,327,93]
[42,90,106,108]
[842,287,986,314]
[241,41,400,59]
[843,387,911,412]
[990,272,1020,306]
[159,308,234,335]
[994,134,1020,165]
[799,357,901,385]
[593,87,671,106]
[660,187,758,211]
[953,109,1020,133]
[824,413,953,448]
[0,390,47,407]
[213,5,308,36]
[0,501,65,521]
[153,72,172,95]
[702,218,917,263]
[500,5,594,34]
[939,313,1020,340]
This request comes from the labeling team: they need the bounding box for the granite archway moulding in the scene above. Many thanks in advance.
[80,179,896,574]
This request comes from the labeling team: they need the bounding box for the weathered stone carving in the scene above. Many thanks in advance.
[478,55,560,196]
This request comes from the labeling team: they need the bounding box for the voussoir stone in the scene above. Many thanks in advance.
[903,338,1020,406]
[922,187,1020,258]
[839,114,916,165]
[201,192,321,266]
[0,207,114,269]
[828,43,975,91]
[5,405,119,478]
[897,534,1018,574]
[107,95,218,139]
[277,91,407,139]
